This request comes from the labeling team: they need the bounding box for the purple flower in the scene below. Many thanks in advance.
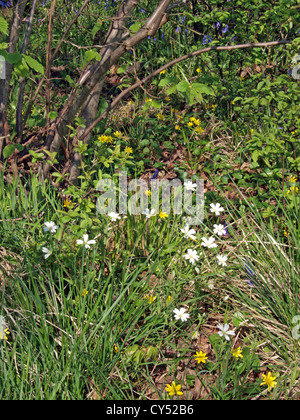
[245,263,255,277]
[222,25,229,34]
[213,22,221,29]
[246,279,255,287]
[203,35,212,45]
[151,169,159,180]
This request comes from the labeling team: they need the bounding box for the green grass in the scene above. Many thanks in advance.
[0,165,299,400]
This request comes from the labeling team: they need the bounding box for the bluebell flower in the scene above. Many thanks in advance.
[151,169,159,180]
[245,263,255,277]
[203,35,212,45]
[213,22,221,29]
[222,25,229,34]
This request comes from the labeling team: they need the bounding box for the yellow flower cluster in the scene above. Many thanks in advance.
[98,135,113,143]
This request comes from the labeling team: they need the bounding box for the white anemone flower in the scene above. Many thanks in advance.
[181,224,197,240]
[183,248,200,265]
[42,247,52,259]
[76,234,96,249]
[173,308,190,322]
[142,208,156,219]
[43,221,59,233]
[213,224,226,236]
[108,212,121,221]
[201,236,218,248]
[210,203,224,216]
[217,323,235,341]
[217,254,228,266]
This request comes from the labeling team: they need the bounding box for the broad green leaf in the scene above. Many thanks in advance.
[23,55,44,75]
[3,144,16,159]
[0,17,8,35]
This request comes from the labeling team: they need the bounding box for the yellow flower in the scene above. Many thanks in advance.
[125,147,133,154]
[288,176,297,184]
[0,328,10,341]
[144,294,157,304]
[82,289,88,297]
[260,372,277,392]
[287,186,299,195]
[159,210,168,219]
[165,382,183,396]
[167,295,172,303]
[187,122,193,127]
[250,129,254,134]
[211,104,217,110]
[165,96,170,101]
[98,135,113,143]
[283,228,290,237]
[190,117,196,122]
[195,126,204,134]
[232,347,243,359]
[193,119,201,126]
[157,113,165,121]
[160,70,166,74]
[194,351,208,364]
[145,189,151,197]
[231,100,235,105]
[175,125,181,130]
[63,199,72,208]
[114,131,122,138]
[196,68,202,73]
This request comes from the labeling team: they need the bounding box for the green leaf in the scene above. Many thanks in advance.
[3,144,16,159]
[129,23,141,33]
[85,49,101,62]
[23,55,44,75]
[14,58,29,78]
[0,17,8,35]
[176,80,190,92]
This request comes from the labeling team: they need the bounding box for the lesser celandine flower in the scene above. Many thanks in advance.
[173,308,190,322]
[63,199,72,208]
[217,323,235,341]
[144,294,157,304]
[157,113,165,121]
[44,221,59,233]
[165,382,183,396]
[114,131,122,138]
[125,147,133,154]
[232,347,243,359]
[194,351,208,364]
[82,289,88,297]
[144,189,152,197]
[183,248,200,264]
[98,134,113,143]
[76,234,96,249]
[159,210,168,219]
[0,317,10,341]
[260,372,277,392]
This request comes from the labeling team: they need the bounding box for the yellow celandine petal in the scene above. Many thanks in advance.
[144,294,157,304]
[187,122,193,127]
[232,347,243,359]
[145,189,151,196]
[82,289,88,297]
[0,328,10,341]
[114,131,122,138]
[159,211,168,219]
[125,147,133,154]
[165,382,183,396]
[260,372,277,392]
[63,199,72,208]
[175,125,181,130]
[194,351,208,364]
[196,68,202,73]
[98,135,113,143]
